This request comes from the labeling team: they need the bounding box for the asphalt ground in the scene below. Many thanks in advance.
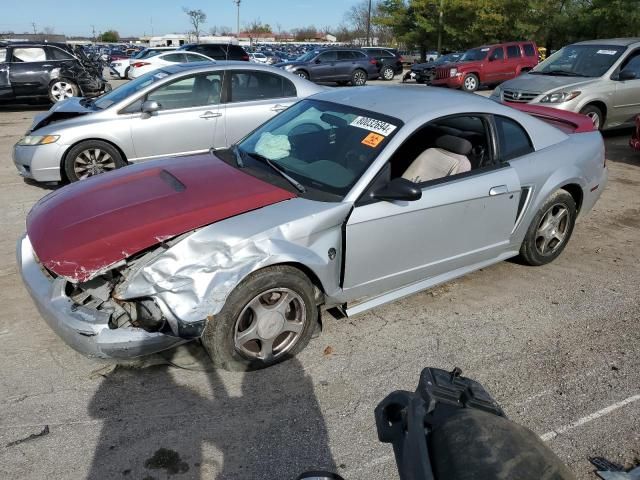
[0,73,638,480]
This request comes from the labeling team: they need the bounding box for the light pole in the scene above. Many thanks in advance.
[366,0,372,46]
[437,0,444,54]
[234,0,241,37]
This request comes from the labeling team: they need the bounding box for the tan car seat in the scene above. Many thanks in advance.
[402,135,472,184]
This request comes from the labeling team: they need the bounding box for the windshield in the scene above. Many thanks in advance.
[296,51,319,62]
[437,53,461,64]
[94,70,170,109]
[235,99,402,199]
[133,49,165,60]
[460,47,489,62]
[531,44,625,77]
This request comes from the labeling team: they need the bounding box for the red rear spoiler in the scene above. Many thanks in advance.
[505,102,596,134]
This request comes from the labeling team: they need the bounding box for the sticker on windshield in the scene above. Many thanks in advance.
[350,116,397,136]
[361,132,385,148]
[596,49,617,55]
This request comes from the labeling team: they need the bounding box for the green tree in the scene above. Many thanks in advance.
[98,30,119,43]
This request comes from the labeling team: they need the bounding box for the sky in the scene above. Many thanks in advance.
[0,0,363,37]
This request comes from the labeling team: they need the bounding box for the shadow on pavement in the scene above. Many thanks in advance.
[86,344,335,479]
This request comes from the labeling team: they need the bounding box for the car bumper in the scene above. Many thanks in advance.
[13,142,67,182]
[582,165,608,216]
[431,76,463,88]
[17,235,185,360]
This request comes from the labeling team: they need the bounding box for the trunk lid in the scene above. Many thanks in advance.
[27,153,296,282]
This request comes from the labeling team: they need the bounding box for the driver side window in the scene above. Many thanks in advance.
[146,73,222,110]
[620,51,640,78]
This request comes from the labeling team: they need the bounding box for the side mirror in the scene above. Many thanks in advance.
[141,100,160,114]
[373,177,422,202]
[314,58,322,64]
[618,69,637,81]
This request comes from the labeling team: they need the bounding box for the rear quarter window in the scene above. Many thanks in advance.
[0,48,6,62]
[47,47,75,60]
[507,45,521,59]
[494,116,534,161]
[523,44,536,57]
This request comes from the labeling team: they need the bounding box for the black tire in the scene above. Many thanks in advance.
[461,73,479,92]
[381,66,395,81]
[63,140,126,182]
[579,104,604,130]
[201,265,318,371]
[124,66,131,79]
[519,189,577,266]
[351,69,367,86]
[296,70,310,80]
[48,79,80,103]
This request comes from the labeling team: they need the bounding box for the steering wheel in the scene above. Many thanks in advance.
[289,122,324,136]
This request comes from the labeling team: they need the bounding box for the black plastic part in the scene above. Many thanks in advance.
[374,367,575,480]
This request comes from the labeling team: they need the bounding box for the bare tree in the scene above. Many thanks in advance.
[218,25,232,35]
[183,7,207,43]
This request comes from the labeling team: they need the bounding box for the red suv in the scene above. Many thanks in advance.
[431,41,538,92]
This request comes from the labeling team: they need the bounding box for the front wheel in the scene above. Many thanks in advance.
[295,70,309,80]
[579,104,604,130]
[49,80,79,103]
[201,266,318,371]
[519,190,577,266]
[351,69,367,86]
[63,140,126,182]
[381,66,395,81]
[461,73,479,92]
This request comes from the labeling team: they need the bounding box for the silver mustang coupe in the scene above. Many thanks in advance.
[13,62,325,183]
[19,87,607,371]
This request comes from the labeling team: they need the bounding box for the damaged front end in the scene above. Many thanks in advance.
[17,235,187,360]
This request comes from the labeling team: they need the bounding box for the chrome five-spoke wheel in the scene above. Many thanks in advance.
[534,203,570,256]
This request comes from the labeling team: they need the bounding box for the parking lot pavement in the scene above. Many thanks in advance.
[0,92,639,479]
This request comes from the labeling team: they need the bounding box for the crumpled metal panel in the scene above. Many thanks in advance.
[115,198,352,327]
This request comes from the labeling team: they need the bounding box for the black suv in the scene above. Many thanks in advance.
[276,48,379,86]
[362,47,404,80]
[0,42,108,104]
[178,43,250,61]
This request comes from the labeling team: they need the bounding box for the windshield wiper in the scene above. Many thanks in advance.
[536,70,588,77]
[232,145,244,168]
[248,152,306,193]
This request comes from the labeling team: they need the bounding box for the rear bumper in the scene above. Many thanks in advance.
[17,235,185,360]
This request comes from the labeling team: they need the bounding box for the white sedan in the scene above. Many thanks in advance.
[129,51,214,78]
[249,52,268,63]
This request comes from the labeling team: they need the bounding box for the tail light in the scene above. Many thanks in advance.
[242,55,250,61]
[369,58,378,65]
[399,55,404,62]
[131,62,150,68]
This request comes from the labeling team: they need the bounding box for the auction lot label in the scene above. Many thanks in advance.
[350,116,397,136]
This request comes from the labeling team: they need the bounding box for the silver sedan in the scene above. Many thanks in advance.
[13,62,325,183]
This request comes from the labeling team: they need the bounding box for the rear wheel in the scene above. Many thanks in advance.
[63,140,126,182]
[296,70,309,80]
[351,69,367,86]
[124,66,131,79]
[201,266,318,371]
[461,73,479,92]
[519,190,577,266]
[381,66,395,81]
[579,104,604,130]
[48,80,79,103]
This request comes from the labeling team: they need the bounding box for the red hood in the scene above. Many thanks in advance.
[27,153,295,282]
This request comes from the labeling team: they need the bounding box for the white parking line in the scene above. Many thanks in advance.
[541,393,640,442]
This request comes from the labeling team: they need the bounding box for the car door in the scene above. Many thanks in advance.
[0,47,11,100]
[128,71,223,161]
[312,51,337,81]
[505,45,524,79]
[8,46,51,97]
[335,50,357,79]
[212,69,298,148]
[612,49,640,126]
[342,115,522,301]
[485,47,508,83]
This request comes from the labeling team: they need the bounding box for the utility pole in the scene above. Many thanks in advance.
[366,0,372,46]
[234,0,241,37]
[31,22,37,36]
[91,24,96,43]
[437,0,444,54]
[151,16,154,36]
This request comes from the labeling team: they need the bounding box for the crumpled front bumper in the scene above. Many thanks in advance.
[17,235,186,360]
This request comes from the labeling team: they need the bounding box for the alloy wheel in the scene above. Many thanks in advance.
[585,111,601,129]
[464,76,477,91]
[534,203,570,256]
[73,148,116,179]
[50,81,75,101]
[382,67,394,80]
[234,288,306,362]
[353,70,367,86]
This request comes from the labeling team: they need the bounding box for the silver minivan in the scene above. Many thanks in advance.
[491,38,640,130]
[13,62,324,183]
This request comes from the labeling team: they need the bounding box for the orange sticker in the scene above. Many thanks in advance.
[361,132,384,148]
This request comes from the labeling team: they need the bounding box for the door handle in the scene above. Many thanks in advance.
[489,185,508,196]
[270,104,288,112]
[199,111,221,119]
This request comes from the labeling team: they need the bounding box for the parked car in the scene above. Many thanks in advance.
[110,47,177,79]
[431,41,539,92]
[179,43,250,61]
[0,42,110,103]
[129,50,214,78]
[362,47,404,80]
[631,115,640,151]
[491,38,640,130]
[18,87,607,370]
[249,52,268,63]
[405,52,463,84]
[13,62,324,183]
[276,48,379,86]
